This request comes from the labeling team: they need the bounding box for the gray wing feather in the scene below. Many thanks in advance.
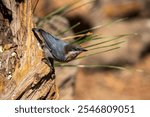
[40,29,68,61]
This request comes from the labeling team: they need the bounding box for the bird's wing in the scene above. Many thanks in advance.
[35,28,68,61]
[38,29,58,50]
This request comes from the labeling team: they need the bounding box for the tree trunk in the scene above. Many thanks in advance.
[0,0,58,100]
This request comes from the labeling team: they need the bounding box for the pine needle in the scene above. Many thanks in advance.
[57,64,128,71]
[32,0,39,14]
[88,41,125,51]
[37,0,81,27]
[62,32,93,40]
[84,33,131,48]
[75,18,127,34]
[70,34,96,44]
[57,22,81,36]
[62,0,94,16]
[76,47,120,60]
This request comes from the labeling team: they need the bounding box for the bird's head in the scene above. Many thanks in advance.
[64,44,87,62]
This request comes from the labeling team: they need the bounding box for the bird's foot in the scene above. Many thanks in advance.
[42,58,55,79]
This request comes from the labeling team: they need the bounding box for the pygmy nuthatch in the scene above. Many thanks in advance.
[32,28,87,66]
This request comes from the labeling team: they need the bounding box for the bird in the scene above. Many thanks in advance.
[32,28,87,74]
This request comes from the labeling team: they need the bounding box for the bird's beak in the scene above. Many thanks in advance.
[80,48,87,52]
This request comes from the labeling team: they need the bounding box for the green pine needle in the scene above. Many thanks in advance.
[70,35,96,44]
[84,33,132,48]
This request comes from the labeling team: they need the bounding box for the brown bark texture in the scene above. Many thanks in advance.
[0,0,58,100]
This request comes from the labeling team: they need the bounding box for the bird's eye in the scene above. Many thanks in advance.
[75,48,80,51]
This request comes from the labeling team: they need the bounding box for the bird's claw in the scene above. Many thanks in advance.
[42,57,55,79]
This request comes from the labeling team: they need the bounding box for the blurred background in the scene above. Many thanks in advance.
[33,0,150,99]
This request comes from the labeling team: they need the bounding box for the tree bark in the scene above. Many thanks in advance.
[0,0,58,100]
